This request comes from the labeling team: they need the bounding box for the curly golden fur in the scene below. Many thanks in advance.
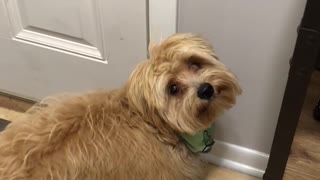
[0,33,241,180]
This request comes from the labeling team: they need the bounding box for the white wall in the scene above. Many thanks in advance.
[178,0,307,154]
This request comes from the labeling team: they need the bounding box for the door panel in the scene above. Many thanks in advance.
[0,0,148,100]
[6,0,106,60]
[0,2,11,39]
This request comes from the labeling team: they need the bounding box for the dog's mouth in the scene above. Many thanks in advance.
[196,96,217,118]
[197,102,210,116]
[198,106,208,114]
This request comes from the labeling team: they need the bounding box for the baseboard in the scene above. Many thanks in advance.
[200,141,269,178]
[0,90,37,103]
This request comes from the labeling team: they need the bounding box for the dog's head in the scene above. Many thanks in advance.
[127,33,241,135]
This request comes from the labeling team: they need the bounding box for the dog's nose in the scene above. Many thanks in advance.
[197,83,214,100]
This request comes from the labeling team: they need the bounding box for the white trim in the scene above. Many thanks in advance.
[148,0,178,44]
[200,141,269,178]
[15,29,103,59]
[147,5,269,177]
[13,37,107,64]
[4,0,105,60]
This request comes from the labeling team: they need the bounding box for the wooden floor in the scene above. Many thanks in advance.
[0,94,258,180]
[284,71,320,180]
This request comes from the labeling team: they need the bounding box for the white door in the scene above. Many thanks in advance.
[0,0,148,100]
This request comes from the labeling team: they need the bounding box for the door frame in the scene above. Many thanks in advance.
[148,0,178,44]
[263,0,320,179]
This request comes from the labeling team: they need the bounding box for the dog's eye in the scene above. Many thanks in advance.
[169,84,179,95]
[189,62,201,71]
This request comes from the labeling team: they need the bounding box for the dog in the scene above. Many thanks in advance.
[0,33,241,180]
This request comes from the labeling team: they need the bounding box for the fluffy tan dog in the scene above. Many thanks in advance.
[0,33,241,180]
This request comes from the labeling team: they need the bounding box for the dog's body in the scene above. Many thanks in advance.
[0,34,241,180]
[0,90,205,179]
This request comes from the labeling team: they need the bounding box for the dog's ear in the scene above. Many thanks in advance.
[126,61,154,115]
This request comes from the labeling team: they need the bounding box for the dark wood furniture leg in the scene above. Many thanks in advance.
[263,0,320,179]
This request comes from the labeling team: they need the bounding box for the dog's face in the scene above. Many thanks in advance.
[127,34,241,135]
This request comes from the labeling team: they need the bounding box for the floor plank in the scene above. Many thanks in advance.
[284,71,320,179]
[0,108,25,122]
[0,95,33,112]
[206,165,259,180]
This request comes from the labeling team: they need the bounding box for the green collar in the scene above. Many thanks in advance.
[179,123,215,153]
